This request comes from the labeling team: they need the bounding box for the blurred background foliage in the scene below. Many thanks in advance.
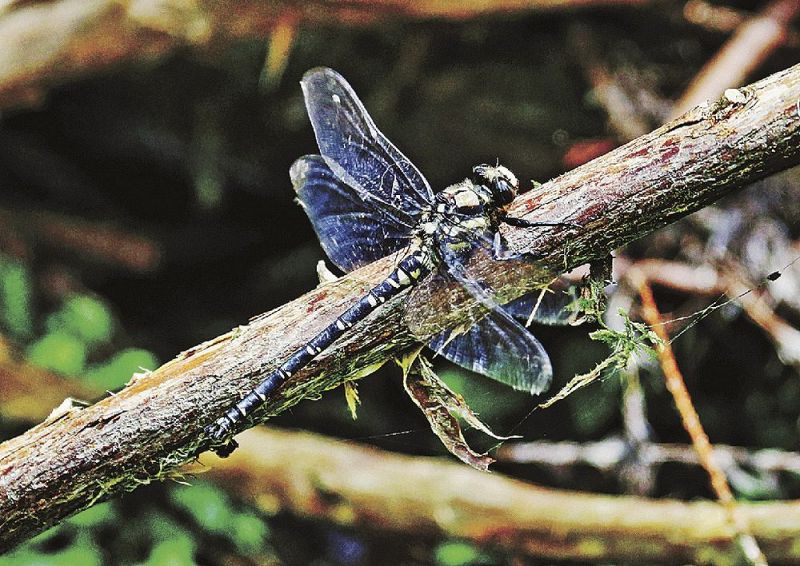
[1,0,799,564]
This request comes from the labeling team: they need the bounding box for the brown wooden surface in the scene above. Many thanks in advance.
[1,63,799,551]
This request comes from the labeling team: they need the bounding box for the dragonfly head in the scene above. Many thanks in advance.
[472,164,519,207]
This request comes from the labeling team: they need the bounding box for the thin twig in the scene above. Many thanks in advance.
[634,273,768,566]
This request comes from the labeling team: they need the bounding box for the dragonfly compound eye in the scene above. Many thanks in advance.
[493,178,516,205]
[472,164,518,206]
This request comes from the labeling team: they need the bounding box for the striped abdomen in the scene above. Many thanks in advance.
[205,251,431,442]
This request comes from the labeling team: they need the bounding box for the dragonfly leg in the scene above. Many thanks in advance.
[492,216,580,261]
[491,231,541,261]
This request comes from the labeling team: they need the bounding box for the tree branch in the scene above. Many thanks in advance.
[670,0,800,118]
[4,357,799,562]
[1,63,799,551]
[0,207,161,274]
[497,437,800,477]
[206,428,800,563]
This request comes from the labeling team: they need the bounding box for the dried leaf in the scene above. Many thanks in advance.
[343,381,360,420]
[338,359,387,418]
[400,354,515,471]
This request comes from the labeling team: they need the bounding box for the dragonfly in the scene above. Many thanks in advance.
[205,67,577,451]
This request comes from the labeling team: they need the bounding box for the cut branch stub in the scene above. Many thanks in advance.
[1,63,800,551]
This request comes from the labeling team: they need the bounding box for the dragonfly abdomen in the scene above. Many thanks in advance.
[206,250,432,442]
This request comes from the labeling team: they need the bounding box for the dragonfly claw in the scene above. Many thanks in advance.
[212,438,239,458]
[204,418,239,457]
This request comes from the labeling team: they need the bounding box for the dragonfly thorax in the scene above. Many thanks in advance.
[424,163,520,247]
[413,181,490,254]
[436,180,489,215]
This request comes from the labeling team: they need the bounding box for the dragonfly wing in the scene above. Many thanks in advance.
[471,232,581,326]
[291,155,412,272]
[502,283,582,327]
[429,314,553,394]
[300,68,434,227]
[429,249,553,395]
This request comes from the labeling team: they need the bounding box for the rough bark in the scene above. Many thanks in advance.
[1,63,799,551]
[3,364,800,562]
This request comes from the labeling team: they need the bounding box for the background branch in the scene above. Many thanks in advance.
[0,0,652,110]
[3,356,798,562]
[0,208,161,274]
[1,63,799,550]
[670,0,800,118]
[497,437,800,477]
[206,427,800,564]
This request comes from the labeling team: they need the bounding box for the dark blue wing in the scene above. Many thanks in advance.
[291,155,413,272]
[429,314,553,394]
[430,285,577,391]
[428,249,553,395]
[300,68,434,229]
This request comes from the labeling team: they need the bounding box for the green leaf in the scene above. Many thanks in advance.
[541,304,658,409]
[169,483,235,535]
[67,502,115,528]
[46,295,114,346]
[0,533,103,566]
[26,331,87,376]
[434,541,483,566]
[229,512,269,555]
[0,255,34,339]
[140,535,196,566]
[48,534,103,566]
[83,348,158,391]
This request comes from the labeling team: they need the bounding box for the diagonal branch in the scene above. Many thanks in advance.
[1,63,799,551]
[4,355,800,562]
